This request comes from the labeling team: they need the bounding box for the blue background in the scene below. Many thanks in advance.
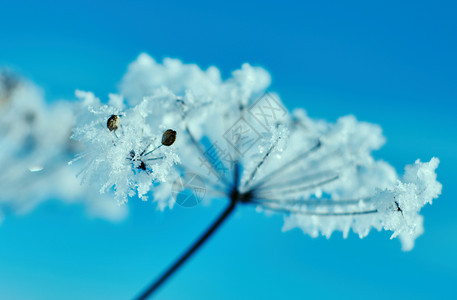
[1,1,456,299]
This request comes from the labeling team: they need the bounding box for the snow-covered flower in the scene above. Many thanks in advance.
[115,54,443,299]
[3,55,440,298]
[71,90,180,204]
[115,53,441,251]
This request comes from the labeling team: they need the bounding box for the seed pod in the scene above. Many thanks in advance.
[139,161,147,171]
[107,115,119,132]
[162,129,177,146]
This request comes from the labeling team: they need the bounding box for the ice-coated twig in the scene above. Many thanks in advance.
[141,144,161,157]
[257,167,345,191]
[175,164,227,195]
[247,140,322,191]
[250,201,378,217]
[251,196,372,207]
[184,125,231,187]
[255,174,340,197]
[243,137,279,189]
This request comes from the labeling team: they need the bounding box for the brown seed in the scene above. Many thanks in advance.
[107,115,119,132]
[162,129,177,146]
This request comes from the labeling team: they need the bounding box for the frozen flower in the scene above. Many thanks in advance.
[71,90,180,204]
[55,54,443,298]
[117,54,441,250]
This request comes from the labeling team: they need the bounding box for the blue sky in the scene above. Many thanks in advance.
[1,1,456,299]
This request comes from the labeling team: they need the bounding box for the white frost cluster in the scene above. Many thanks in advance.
[71,90,180,204]
[1,53,441,250]
[109,53,441,250]
[282,158,440,250]
[0,72,126,223]
[120,53,271,109]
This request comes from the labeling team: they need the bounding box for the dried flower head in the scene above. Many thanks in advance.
[64,54,445,298]
[162,129,177,146]
[107,114,120,132]
[119,54,441,251]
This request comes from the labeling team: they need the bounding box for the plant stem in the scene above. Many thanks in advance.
[135,200,237,299]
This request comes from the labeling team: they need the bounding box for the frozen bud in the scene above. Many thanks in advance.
[162,129,177,146]
[107,115,120,132]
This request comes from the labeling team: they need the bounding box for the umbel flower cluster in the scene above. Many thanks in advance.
[70,53,441,251]
[0,55,442,298]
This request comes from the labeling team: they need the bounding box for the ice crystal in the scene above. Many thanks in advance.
[71,90,180,204]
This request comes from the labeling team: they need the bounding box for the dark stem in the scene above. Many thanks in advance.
[248,140,322,191]
[135,200,237,300]
[243,138,278,188]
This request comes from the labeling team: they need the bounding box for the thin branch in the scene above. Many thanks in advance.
[233,160,241,190]
[176,164,227,195]
[140,141,154,156]
[145,156,165,161]
[248,140,322,192]
[255,175,340,197]
[143,144,162,157]
[251,196,372,207]
[243,138,279,188]
[135,200,237,300]
[251,202,378,216]
[257,167,343,191]
[184,125,231,187]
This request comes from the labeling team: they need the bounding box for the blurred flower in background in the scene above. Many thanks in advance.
[0,71,126,223]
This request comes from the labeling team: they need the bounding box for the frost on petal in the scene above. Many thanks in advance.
[281,158,441,250]
[323,115,385,165]
[71,90,180,204]
[119,54,271,111]
[230,63,271,108]
[375,158,441,250]
[120,53,222,105]
[153,179,177,211]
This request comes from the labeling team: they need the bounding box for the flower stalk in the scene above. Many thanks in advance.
[136,199,237,299]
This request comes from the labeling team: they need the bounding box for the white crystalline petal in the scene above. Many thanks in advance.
[119,53,271,113]
[120,53,222,105]
[376,158,441,250]
[72,91,180,204]
[230,63,271,107]
[282,158,441,250]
